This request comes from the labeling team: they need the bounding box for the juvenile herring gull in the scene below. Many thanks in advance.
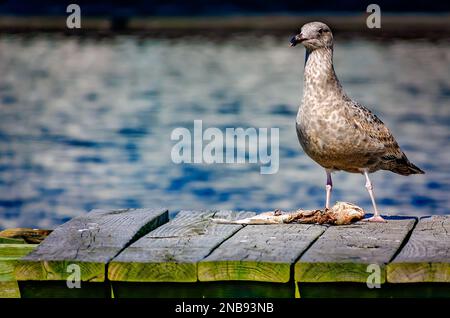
[290,22,424,222]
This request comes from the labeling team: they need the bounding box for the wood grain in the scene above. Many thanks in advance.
[387,216,450,283]
[14,208,168,282]
[1,244,38,281]
[0,244,37,298]
[0,282,21,298]
[108,210,254,282]
[295,218,416,283]
[198,224,326,283]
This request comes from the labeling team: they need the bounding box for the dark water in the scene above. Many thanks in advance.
[0,34,449,229]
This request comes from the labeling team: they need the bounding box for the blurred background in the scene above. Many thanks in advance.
[0,1,449,229]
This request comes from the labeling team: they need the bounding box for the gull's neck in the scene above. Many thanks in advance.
[302,47,346,104]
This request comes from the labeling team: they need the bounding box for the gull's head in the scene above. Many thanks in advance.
[290,22,333,50]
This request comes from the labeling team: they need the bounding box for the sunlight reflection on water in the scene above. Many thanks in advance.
[0,34,449,228]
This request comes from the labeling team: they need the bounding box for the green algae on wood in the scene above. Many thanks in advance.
[198,224,326,283]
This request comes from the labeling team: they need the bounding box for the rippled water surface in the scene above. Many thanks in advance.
[0,34,449,228]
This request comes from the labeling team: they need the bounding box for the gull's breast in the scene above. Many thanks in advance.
[296,105,382,172]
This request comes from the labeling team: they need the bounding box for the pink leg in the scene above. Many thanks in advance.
[363,170,387,223]
[325,170,332,209]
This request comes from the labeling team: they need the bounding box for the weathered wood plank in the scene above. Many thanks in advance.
[0,228,52,244]
[198,224,326,283]
[0,244,37,298]
[0,244,37,259]
[0,281,21,298]
[108,210,254,282]
[0,237,25,244]
[387,216,450,283]
[15,208,168,282]
[295,217,416,283]
[1,244,37,281]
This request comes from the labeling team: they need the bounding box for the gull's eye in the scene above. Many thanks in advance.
[318,29,323,34]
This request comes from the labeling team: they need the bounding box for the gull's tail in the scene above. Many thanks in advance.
[388,153,425,176]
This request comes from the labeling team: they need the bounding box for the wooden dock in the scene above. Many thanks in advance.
[1,208,450,298]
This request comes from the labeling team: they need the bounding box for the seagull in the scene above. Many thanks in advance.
[290,22,424,222]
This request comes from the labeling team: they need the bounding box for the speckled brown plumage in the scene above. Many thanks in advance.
[290,22,424,222]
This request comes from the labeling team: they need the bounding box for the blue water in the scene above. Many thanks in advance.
[0,34,449,229]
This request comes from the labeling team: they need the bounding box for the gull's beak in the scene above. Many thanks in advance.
[289,34,306,47]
